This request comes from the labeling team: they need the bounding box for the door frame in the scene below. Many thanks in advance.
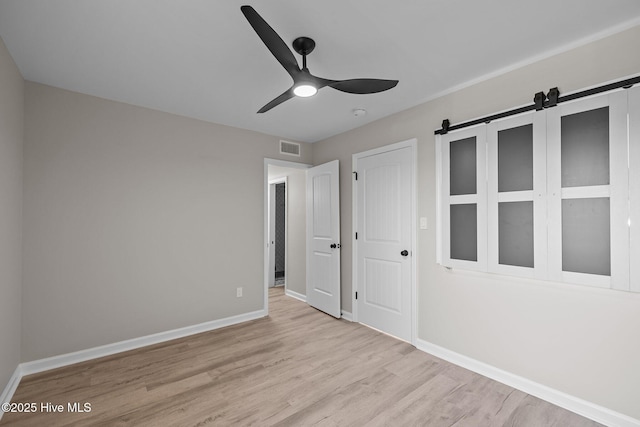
[351,138,418,344]
[263,158,311,314]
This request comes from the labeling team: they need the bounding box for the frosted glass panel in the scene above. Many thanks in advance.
[450,204,477,261]
[499,201,534,268]
[450,137,476,195]
[562,198,610,276]
[498,124,533,192]
[561,107,609,187]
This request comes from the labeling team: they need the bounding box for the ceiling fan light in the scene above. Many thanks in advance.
[293,84,317,97]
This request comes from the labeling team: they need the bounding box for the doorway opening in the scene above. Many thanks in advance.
[274,182,286,285]
[268,178,287,287]
[263,159,311,314]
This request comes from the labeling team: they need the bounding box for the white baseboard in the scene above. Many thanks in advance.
[0,365,23,420]
[20,309,266,376]
[284,289,306,303]
[415,338,640,427]
[0,308,267,419]
[341,310,353,322]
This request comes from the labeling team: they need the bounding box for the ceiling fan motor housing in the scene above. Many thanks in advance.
[292,37,316,56]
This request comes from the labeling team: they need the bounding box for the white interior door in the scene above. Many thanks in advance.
[306,160,341,318]
[356,145,413,342]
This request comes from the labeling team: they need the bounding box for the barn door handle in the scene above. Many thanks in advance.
[400,250,409,256]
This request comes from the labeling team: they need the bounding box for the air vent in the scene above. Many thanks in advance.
[280,140,301,157]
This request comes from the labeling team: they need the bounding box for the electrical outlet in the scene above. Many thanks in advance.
[236,287,243,298]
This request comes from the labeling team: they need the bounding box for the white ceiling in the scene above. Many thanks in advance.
[1,1,640,143]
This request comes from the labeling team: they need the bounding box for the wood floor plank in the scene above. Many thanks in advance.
[1,287,601,426]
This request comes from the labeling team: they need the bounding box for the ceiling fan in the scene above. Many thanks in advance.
[241,5,399,113]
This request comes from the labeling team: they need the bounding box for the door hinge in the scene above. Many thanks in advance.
[353,171,358,180]
[355,232,358,240]
[355,292,358,300]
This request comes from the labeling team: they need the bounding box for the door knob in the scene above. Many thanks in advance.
[330,243,341,249]
[401,250,409,256]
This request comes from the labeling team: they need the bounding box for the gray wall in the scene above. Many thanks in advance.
[22,82,311,361]
[0,37,23,393]
[313,25,640,420]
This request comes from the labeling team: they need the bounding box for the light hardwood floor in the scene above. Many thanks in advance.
[2,287,601,426]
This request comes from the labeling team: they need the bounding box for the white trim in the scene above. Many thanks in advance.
[496,191,534,203]
[630,87,640,292]
[415,338,640,427]
[340,310,353,322]
[268,177,287,184]
[561,185,610,199]
[0,365,23,420]
[449,194,479,204]
[609,90,631,291]
[435,135,443,265]
[351,154,359,323]
[20,309,266,377]
[410,138,418,346]
[264,158,311,316]
[284,289,307,303]
[352,138,418,344]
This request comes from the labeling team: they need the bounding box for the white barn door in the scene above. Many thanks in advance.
[306,160,341,318]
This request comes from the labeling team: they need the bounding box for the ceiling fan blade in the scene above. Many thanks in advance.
[241,6,300,78]
[257,87,296,113]
[327,78,399,94]
[308,74,333,90]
